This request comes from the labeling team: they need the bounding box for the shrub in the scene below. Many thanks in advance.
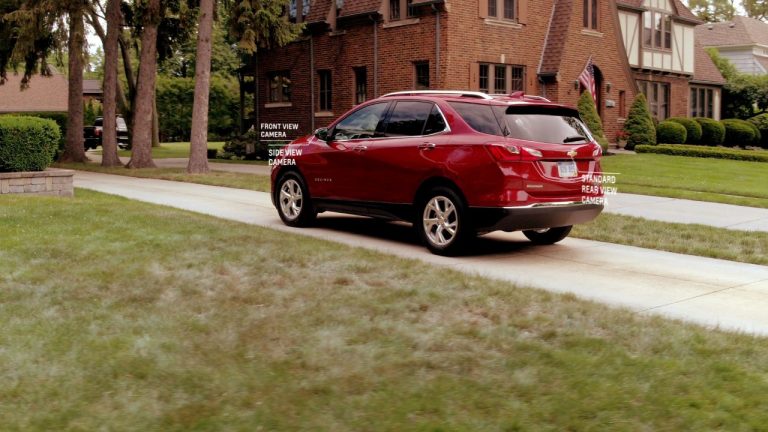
[721,118,758,147]
[667,117,702,144]
[221,130,269,160]
[577,91,608,151]
[635,144,768,162]
[748,113,768,149]
[694,117,725,146]
[0,116,60,172]
[656,121,687,144]
[623,93,656,150]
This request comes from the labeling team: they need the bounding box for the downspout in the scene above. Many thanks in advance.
[433,4,440,88]
[310,36,315,131]
[373,15,378,97]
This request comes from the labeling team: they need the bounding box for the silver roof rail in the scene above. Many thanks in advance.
[489,92,552,103]
[381,90,494,100]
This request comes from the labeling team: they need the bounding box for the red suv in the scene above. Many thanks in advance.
[271,90,604,255]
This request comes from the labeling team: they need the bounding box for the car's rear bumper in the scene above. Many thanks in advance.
[469,201,603,232]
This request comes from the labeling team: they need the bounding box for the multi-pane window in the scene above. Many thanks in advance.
[390,0,400,20]
[389,0,414,20]
[318,70,332,111]
[488,0,516,20]
[478,63,525,94]
[354,67,367,105]
[268,71,291,103]
[583,0,598,30]
[637,80,669,121]
[414,62,430,89]
[643,10,672,50]
[690,87,715,118]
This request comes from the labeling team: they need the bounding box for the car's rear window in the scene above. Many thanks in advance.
[448,102,503,136]
[492,106,593,144]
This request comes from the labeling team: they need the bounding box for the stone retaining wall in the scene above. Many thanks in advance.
[0,169,74,197]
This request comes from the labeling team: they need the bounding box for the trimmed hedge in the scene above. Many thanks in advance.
[748,113,768,149]
[667,117,702,144]
[656,121,687,144]
[624,93,656,149]
[0,116,60,172]
[694,117,725,146]
[635,144,768,162]
[721,118,759,148]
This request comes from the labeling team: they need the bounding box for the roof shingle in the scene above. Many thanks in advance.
[696,15,768,47]
[338,0,380,17]
[0,71,68,113]
[539,0,573,75]
[692,40,726,85]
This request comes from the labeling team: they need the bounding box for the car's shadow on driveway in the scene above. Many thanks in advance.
[313,215,540,257]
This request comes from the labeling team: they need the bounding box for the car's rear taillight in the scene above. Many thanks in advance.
[95,129,101,137]
[486,144,542,162]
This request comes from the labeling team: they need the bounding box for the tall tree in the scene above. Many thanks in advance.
[687,0,737,22]
[187,0,214,173]
[59,2,86,162]
[100,0,122,167]
[743,0,768,21]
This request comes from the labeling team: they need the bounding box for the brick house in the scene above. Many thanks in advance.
[248,0,724,142]
[696,16,768,76]
[0,70,68,114]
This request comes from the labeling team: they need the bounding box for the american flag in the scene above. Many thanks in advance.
[578,56,596,103]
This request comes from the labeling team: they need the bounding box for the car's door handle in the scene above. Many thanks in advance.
[354,145,368,152]
[419,142,436,150]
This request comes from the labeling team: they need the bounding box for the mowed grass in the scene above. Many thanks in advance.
[601,154,768,208]
[117,141,225,159]
[572,213,768,266]
[2,190,768,430]
[58,162,271,192]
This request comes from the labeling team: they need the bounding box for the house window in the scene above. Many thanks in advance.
[289,0,308,23]
[478,63,525,94]
[488,0,516,20]
[354,67,367,104]
[583,0,598,29]
[390,0,414,20]
[690,86,715,118]
[318,70,332,111]
[643,10,671,50]
[638,80,669,121]
[415,62,430,89]
[268,71,291,103]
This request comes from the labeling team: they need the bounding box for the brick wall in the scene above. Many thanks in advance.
[0,169,74,197]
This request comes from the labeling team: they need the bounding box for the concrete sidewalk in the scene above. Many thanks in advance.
[73,171,768,336]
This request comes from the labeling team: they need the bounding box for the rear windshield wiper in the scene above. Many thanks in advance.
[563,135,587,143]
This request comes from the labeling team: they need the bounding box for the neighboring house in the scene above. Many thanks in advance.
[0,70,68,114]
[248,0,723,141]
[83,79,103,104]
[696,16,768,76]
[617,0,726,120]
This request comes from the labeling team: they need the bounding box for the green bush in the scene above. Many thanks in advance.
[667,117,702,144]
[694,117,725,146]
[635,144,768,162]
[656,121,687,144]
[577,91,608,151]
[0,116,60,172]
[721,118,759,147]
[748,113,768,149]
[623,93,656,150]
[221,130,270,160]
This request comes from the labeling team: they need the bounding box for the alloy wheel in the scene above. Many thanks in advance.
[423,195,459,247]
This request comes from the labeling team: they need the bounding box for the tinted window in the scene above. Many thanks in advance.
[423,105,447,135]
[448,102,503,136]
[333,102,389,140]
[94,118,103,126]
[384,101,433,137]
[492,106,594,144]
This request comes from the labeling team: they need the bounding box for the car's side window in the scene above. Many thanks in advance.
[447,102,503,136]
[423,105,448,135]
[382,101,434,137]
[332,102,389,140]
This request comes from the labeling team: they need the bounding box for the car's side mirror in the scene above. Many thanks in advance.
[314,127,329,142]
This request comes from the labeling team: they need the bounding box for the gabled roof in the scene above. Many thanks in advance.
[692,40,726,85]
[338,0,380,17]
[0,70,68,113]
[539,0,574,75]
[696,16,768,47]
[83,79,102,95]
[671,0,702,24]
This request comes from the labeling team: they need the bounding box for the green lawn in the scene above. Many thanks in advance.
[602,153,768,208]
[2,189,768,430]
[96,142,268,165]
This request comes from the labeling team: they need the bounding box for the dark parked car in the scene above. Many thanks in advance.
[270,90,605,255]
[84,116,130,150]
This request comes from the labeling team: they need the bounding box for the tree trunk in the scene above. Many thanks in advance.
[187,0,214,173]
[60,7,86,163]
[152,91,160,147]
[100,0,122,167]
[119,33,137,148]
[127,0,160,169]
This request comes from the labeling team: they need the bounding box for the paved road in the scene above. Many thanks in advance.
[73,171,768,336]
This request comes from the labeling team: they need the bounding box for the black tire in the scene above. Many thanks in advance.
[523,226,572,245]
[416,187,473,256]
[275,173,316,227]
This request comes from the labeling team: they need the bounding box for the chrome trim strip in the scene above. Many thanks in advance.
[472,201,599,210]
[381,90,494,100]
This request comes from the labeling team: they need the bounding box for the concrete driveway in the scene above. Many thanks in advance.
[73,171,768,336]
